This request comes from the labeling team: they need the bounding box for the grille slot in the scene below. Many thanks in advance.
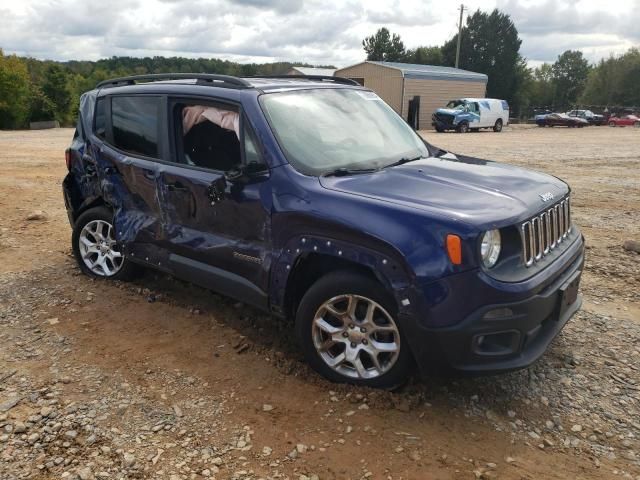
[521,197,571,267]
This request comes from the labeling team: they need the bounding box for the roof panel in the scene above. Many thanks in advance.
[367,61,487,83]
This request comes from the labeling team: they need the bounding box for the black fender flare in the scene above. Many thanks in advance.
[269,234,419,319]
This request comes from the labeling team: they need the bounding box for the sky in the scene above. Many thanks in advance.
[0,0,638,68]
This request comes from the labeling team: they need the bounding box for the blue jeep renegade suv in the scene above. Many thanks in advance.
[63,73,584,389]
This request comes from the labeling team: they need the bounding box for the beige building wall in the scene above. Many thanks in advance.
[335,63,404,114]
[403,78,487,130]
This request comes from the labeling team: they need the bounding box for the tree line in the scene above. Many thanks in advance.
[363,9,640,116]
[0,52,332,129]
[2,8,640,129]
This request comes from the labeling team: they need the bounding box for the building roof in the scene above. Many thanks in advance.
[290,66,336,77]
[359,61,487,83]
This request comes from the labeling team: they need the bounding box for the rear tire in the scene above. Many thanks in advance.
[295,271,413,390]
[493,119,503,132]
[634,121,640,128]
[72,207,138,281]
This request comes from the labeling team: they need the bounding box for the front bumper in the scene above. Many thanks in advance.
[404,236,585,374]
[432,115,456,130]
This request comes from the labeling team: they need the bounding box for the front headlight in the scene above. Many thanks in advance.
[481,229,501,268]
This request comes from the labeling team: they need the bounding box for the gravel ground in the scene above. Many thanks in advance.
[0,125,639,480]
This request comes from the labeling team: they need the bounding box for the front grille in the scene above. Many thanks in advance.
[521,196,571,267]
[434,113,454,126]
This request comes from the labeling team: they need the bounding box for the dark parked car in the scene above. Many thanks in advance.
[566,109,604,126]
[63,73,584,389]
[535,113,589,127]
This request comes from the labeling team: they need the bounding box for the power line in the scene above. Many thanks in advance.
[455,4,466,69]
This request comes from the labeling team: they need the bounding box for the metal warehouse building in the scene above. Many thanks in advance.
[335,61,488,129]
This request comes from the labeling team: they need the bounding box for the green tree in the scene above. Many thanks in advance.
[403,46,443,65]
[42,65,72,123]
[529,63,555,108]
[510,57,533,117]
[581,48,640,106]
[362,28,406,62]
[28,84,56,122]
[441,9,522,105]
[551,50,590,106]
[0,49,31,129]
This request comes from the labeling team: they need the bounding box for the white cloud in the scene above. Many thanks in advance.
[0,0,636,66]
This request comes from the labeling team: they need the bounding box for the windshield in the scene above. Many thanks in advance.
[260,88,429,176]
[446,100,465,110]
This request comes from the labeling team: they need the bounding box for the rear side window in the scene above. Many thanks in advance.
[112,96,160,158]
[94,97,106,139]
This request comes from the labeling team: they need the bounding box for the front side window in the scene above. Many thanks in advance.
[177,103,241,171]
[111,96,160,158]
[260,88,428,176]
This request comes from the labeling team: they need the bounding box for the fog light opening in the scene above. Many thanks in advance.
[472,330,520,356]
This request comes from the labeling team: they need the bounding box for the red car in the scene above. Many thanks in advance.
[608,114,640,127]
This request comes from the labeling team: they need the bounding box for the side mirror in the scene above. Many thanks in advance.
[207,177,226,206]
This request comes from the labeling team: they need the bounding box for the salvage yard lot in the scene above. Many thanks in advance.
[0,125,639,480]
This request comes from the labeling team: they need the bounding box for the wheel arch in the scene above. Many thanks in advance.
[72,197,111,226]
[270,234,417,321]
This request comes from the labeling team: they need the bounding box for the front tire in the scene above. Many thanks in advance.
[609,121,616,127]
[296,271,412,389]
[72,207,138,280]
[493,119,503,132]
[456,122,469,134]
[634,121,640,128]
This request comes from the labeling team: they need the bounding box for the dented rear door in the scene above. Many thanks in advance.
[95,94,167,266]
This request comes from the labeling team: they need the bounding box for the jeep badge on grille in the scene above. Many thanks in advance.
[539,192,555,202]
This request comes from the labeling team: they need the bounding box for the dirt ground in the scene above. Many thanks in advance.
[0,125,639,480]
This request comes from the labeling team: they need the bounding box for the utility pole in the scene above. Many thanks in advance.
[455,4,466,69]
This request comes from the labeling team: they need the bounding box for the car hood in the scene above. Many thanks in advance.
[319,153,569,228]
[435,108,461,115]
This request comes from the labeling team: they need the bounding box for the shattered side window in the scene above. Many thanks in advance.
[112,96,160,158]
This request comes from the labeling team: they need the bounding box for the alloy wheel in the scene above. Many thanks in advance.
[78,219,124,277]
[311,294,401,380]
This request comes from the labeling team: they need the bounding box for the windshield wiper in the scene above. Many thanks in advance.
[322,167,379,177]
[383,155,425,169]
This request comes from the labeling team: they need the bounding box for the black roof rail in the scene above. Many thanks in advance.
[96,73,252,89]
[247,75,361,86]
